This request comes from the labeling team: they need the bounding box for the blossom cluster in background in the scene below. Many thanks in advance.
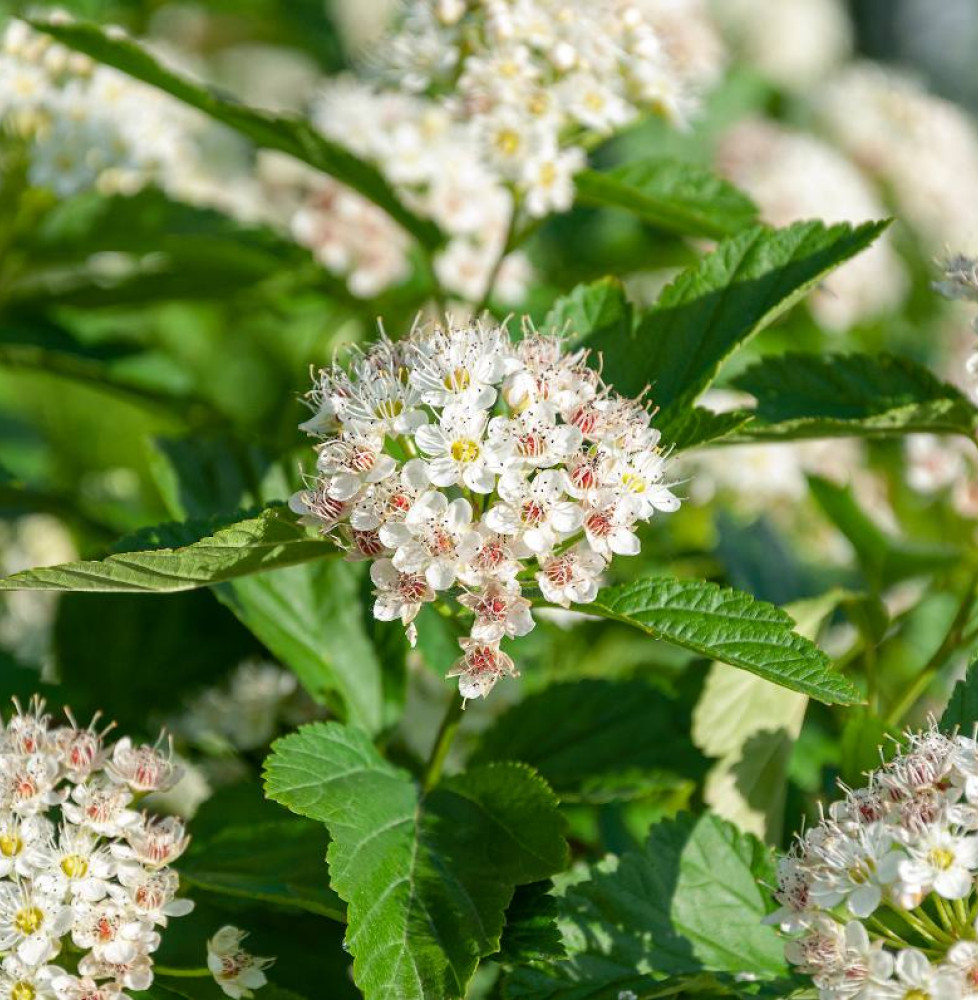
[290,0,700,302]
[771,726,978,1000]
[290,315,679,699]
[0,698,192,1000]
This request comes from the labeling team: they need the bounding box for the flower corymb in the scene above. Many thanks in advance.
[771,725,978,1000]
[291,316,680,701]
[0,697,193,1000]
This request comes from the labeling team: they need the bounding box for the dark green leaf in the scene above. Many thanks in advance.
[0,507,334,593]
[574,160,759,240]
[264,722,568,1000]
[504,813,786,999]
[498,882,565,967]
[471,679,706,803]
[561,577,861,705]
[940,655,978,734]
[592,220,888,412]
[178,783,344,921]
[543,278,633,347]
[664,406,753,452]
[730,353,978,441]
[27,18,441,249]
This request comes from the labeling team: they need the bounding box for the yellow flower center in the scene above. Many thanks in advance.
[494,129,521,157]
[538,162,557,188]
[11,981,35,1000]
[928,848,955,871]
[904,990,930,1000]
[450,439,480,463]
[621,472,646,494]
[0,833,23,857]
[443,367,471,391]
[14,906,43,935]
[61,854,89,879]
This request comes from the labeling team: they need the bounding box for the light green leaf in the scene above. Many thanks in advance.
[730,353,978,441]
[471,679,706,803]
[592,220,888,412]
[559,577,861,705]
[0,507,334,593]
[504,813,787,1000]
[574,160,759,240]
[264,722,568,1000]
[543,278,633,347]
[692,593,842,843]
[27,18,441,249]
[178,784,344,921]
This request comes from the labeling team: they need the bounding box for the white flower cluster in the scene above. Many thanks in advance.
[290,316,679,700]
[206,926,273,1000]
[293,0,695,302]
[386,0,691,204]
[716,119,907,332]
[293,81,531,302]
[0,697,193,1000]
[816,64,978,255]
[0,19,200,199]
[771,726,978,1000]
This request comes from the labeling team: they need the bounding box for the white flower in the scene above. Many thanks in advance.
[33,825,115,903]
[62,780,139,839]
[370,559,435,629]
[113,816,189,870]
[581,492,643,557]
[458,582,534,642]
[207,926,273,1000]
[447,640,518,702]
[380,491,478,590]
[0,957,59,1000]
[536,544,606,608]
[897,827,978,901]
[0,881,72,964]
[105,736,181,795]
[415,410,501,494]
[485,470,582,554]
[522,145,585,216]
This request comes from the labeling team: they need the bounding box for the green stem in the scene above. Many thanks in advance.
[474,195,519,315]
[886,574,978,727]
[954,897,970,929]
[156,968,211,978]
[422,689,465,793]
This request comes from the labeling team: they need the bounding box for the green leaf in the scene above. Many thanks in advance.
[940,655,978,734]
[178,783,344,921]
[561,577,860,705]
[664,406,753,452]
[219,561,404,735]
[149,435,403,736]
[592,220,888,412]
[543,278,633,348]
[0,507,334,593]
[839,710,897,788]
[264,722,569,1000]
[691,594,840,843]
[504,813,786,999]
[498,883,566,967]
[730,353,978,441]
[471,679,706,803]
[27,18,441,249]
[808,475,959,589]
[574,160,759,240]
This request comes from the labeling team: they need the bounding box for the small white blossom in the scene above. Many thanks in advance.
[207,926,274,1000]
